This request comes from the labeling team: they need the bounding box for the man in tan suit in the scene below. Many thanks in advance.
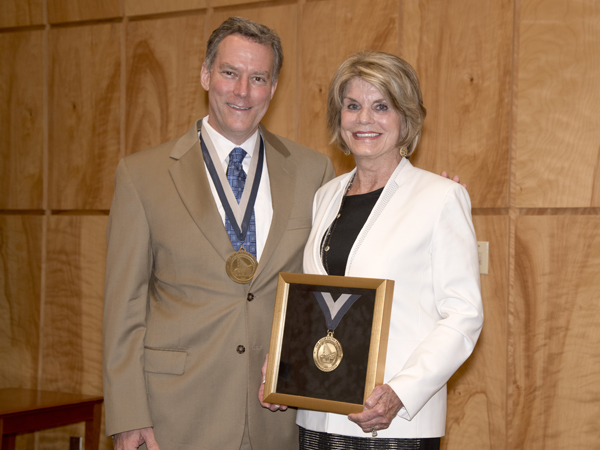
[103,17,335,450]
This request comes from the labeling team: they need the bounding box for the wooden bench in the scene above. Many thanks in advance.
[0,389,103,450]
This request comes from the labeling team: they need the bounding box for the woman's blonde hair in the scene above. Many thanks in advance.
[327,51,426,156]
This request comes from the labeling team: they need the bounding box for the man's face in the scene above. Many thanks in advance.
[201,34,278,145]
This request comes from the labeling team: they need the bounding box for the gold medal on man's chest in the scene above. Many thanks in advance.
[313,331,343,372]
[226,247,258,284]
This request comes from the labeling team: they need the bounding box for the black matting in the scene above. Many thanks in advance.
[277,283,376,405]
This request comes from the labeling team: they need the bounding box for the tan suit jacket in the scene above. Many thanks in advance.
[103,119,335,450]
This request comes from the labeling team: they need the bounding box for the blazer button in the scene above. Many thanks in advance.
[237,345,245,354]
[247,293,255,302]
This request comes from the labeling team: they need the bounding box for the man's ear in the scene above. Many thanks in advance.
[200,62,210,91]
[270,79,278,99]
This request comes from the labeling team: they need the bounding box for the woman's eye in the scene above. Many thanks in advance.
[375,104,388,111]
[346,103,359,110]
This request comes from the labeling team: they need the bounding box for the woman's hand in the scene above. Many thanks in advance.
[258,353,288,412]
[348,384,402,433]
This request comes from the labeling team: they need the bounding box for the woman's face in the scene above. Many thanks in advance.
[340,77,404,165]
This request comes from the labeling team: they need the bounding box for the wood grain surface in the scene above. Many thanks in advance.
[48,23,121,210]
[125,0,206,17]
[211,3,298,141]
[0,216,42,391]
[209,0,264,8]
[2,1,600,449]
[47,0,120,24]
[0,31,44,210]
[445,215,508,450]
[39,215,109,450]
[0,0,43,29]
[404,0,514,209]
[126,13,207,155]
[298,0,398,176]
[511,215,600,449]
[515,0,600,208]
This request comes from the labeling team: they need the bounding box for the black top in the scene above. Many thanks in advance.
[321,187,383,276]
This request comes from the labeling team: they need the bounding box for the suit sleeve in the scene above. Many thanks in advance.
[103,158,154,436]
[387,184,484,420]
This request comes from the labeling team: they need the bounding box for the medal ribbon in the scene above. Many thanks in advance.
[200,134,264,244]
[312,292,361,331]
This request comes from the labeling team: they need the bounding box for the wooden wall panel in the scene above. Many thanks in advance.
[209,0,264,7]
[444,215,508,450]
[0,31,44,210]
[2,1,600,449]
[298,0,399,175]
[210,3,298,141]
[126,13,207,155]
[404,0,513,208]
[515,0,600,208]
[47,0,120,24]
[14,434,34,450]
[48,23,120,210]
[36,415,111,450]
[39,215,110,450]
[0,216,42,390]
[0,0,43,29]
[124,0,206,17]
[511,215,600,449]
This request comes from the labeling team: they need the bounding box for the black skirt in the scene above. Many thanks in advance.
[299,427,441,450]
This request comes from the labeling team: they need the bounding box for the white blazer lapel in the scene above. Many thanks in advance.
[345,158,409,273]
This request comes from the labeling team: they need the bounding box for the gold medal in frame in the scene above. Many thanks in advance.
[263,273,394,415]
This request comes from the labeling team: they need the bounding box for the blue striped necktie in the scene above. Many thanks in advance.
[225,148,257,257]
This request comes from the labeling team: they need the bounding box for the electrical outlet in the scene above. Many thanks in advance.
[477,241,489,275]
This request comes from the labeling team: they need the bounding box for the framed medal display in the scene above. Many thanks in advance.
[263,273,394,415]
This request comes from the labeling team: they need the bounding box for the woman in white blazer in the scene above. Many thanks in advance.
[292,51,483,450]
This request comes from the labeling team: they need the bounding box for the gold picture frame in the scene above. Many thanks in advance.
[263,272,394,415]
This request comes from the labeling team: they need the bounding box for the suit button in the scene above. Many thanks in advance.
[247,293,254,301]
[237,345,245,354]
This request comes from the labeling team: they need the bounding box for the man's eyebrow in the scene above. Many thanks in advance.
[218,63,238,71]
[217,64,271,79]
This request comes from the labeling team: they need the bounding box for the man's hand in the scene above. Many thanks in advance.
[348,385,402,434]
[258,353,287,412]
[441,171,467,188]
[113,427,160,450]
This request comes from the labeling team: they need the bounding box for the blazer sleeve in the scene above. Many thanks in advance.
[387,184,484,420]
[102,158,154,436]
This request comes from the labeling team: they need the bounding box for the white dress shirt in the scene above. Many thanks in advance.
[201,116,273,261]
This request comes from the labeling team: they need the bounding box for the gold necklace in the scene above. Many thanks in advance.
[321,175,355,274]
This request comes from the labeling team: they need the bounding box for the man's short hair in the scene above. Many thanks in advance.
[205,16,284,83]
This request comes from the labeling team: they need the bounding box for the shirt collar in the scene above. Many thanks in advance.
[201,116,259,163]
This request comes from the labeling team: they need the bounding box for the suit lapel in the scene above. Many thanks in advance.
[168,120,234,263]
[252,125,296,284]
[168,122,296,283]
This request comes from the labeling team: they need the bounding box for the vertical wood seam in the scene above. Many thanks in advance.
[507,0,521,448]
[397,0,402,56]
[121,14,126,160]
[37,1,50,449]
[295,0,303,143]
[39,0,49,392]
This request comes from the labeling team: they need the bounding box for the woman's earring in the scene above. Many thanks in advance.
[344,149,351,156]
[399,146,408,158]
